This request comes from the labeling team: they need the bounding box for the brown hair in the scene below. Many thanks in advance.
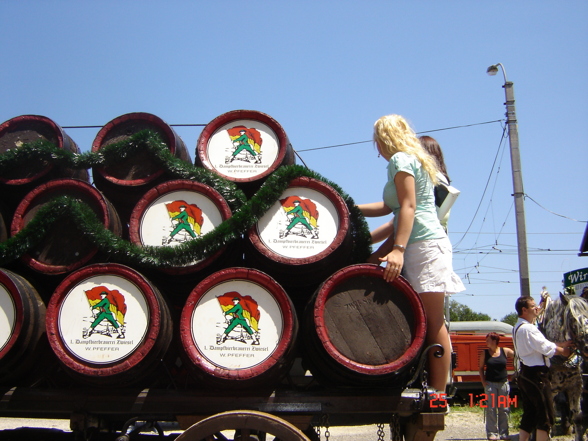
[515,296,535,316]
[419,136,450,183]
[486,332,501,344]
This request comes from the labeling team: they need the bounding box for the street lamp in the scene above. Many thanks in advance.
[487,63,531,297]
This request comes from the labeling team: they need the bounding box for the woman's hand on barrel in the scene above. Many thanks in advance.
[380,250,404,282]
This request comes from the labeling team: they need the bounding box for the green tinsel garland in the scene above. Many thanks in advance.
[0,130,247,211]
[0,131,372,268]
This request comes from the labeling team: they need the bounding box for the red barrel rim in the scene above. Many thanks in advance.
[247,176,350,266]
[128,180,232,275]
[196,110,291,183]
[91,112,179,186]
[10,179,113,274]
[0,115,65,185]
[46,263,163,377]
[313,264,427,376]
[180,267,296,382]
[0,270,25,359]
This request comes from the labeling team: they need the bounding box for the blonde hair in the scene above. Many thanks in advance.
[374,115,439,184]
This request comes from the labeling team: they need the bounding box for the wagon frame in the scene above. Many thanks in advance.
[0,346,447,441]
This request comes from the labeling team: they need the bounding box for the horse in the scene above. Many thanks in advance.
[539,293,588,441]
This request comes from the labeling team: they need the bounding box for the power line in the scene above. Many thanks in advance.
[525,194,587,223]
[62,123,207,129]
[417,119,504,134]
[452,124,508,249]
[451,232,581,235]
[294,119,504,152]
[296,140,371,152]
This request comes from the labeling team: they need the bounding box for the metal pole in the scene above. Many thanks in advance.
[502,76,531,297]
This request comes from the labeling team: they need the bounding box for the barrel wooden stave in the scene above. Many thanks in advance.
[0,114,89,186]
[0,268,54,386]
[302,264,427,387]
[91,112,191,232]
[322,278,415,365]
[92,112,190,184]
[10,179,122,275]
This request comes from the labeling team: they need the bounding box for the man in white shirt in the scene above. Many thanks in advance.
[514,296,574,441]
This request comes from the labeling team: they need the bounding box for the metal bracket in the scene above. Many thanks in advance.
[405,344,444,388]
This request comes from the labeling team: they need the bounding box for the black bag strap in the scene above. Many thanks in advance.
[513,323,523,373]
[513,322,547,368]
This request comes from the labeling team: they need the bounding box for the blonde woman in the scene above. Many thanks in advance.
[369,135,453,243]
[358,114,465,392]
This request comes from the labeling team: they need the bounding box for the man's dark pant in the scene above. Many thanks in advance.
[519,364,554,433]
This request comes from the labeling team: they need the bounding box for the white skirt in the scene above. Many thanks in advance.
[402,236,465,294]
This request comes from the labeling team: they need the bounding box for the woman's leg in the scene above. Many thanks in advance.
[497,381,510,438]
[485,381,499,439]
[419,291,450,392]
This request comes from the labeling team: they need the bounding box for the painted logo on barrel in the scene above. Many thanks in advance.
[58,275,150,364]
[0,284,16,352]
[81,287,127,340]
[216,292,261,346]
[279,196,320,240]
[226,126,263,165]
[190,280,283,370]
[256,188,340,259]
[163,200,203,245]
[206,120,279,179]
[139,190,224,260]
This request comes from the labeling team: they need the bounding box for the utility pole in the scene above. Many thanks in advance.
[487,63,531,297]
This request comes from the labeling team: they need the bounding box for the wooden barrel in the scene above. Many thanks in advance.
[0,268,53,386]
[195,110,294,195]
[10,179,122,275]
[245,176,352,289]
[0,115,89,208]
[302,264,427,388]
[179,267,298,389]
[91,112,191,227]
[128,179,238,278]
[45,263,173,386]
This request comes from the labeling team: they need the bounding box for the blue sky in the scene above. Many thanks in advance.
[1,1,587,321]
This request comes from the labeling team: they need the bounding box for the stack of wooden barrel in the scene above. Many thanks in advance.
[0,111,427,392]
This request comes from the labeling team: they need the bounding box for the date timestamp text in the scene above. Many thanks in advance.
[469,393,517,408]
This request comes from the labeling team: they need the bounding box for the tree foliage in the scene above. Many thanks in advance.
[500,312,518,327]
[448,300,491,321]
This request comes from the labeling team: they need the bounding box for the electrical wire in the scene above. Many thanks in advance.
[62,123,207,129]
[294,119,504,153]
[525,194,587,223]
[452,123,508,249]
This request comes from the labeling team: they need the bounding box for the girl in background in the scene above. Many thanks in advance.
[479,332,514,440]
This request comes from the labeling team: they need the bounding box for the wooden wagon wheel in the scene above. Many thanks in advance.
[175,410,310,441]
